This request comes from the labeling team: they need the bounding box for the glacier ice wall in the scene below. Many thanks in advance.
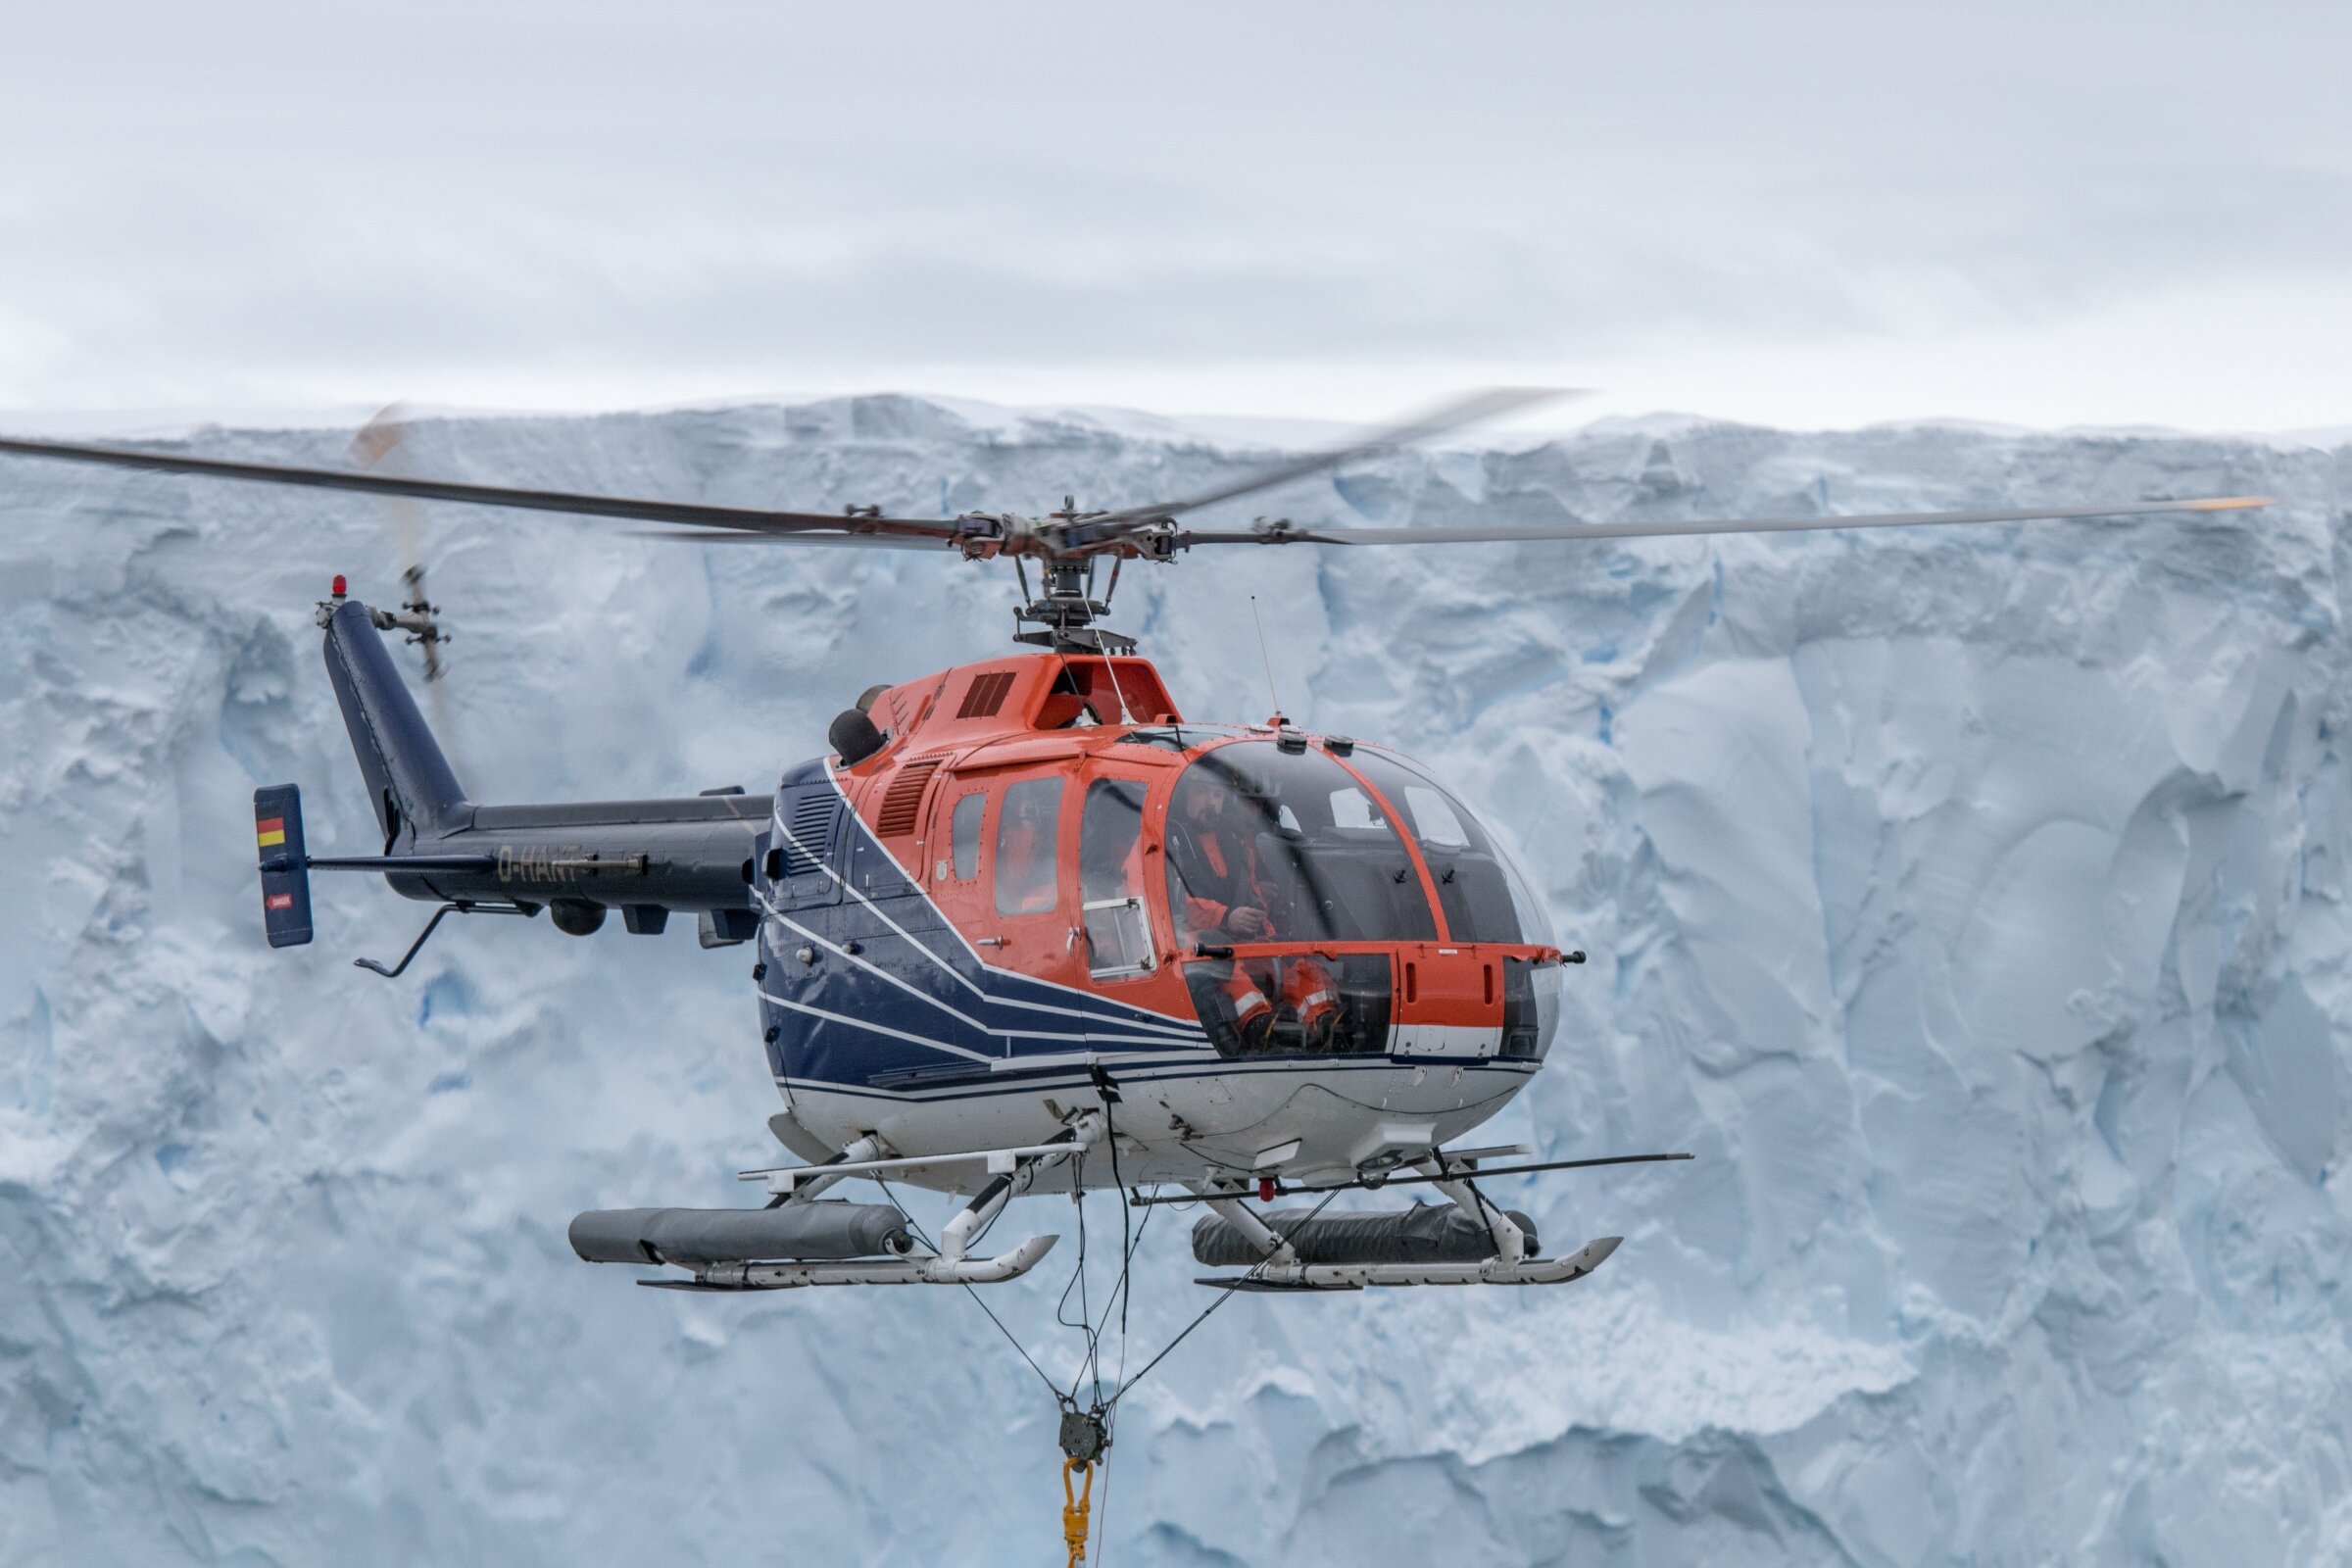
[2,398,2348,1566]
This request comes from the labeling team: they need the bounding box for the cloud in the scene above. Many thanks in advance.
[1,2,2345,429]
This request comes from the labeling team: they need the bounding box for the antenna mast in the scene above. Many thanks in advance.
[1249,594,1284,724]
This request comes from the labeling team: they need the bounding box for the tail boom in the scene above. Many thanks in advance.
[320,596,467,846]
[303,593,762,937]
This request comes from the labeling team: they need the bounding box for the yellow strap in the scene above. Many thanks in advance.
[1061,1457,1095,1566]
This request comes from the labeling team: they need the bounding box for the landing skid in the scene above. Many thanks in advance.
[642,1234,1059,1291]
[1181,1139,1665,1291]
[586,1123,1106,1292]
[1198,1235,1620,1292]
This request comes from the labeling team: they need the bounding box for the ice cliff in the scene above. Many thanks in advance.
[2,397,2348,1565]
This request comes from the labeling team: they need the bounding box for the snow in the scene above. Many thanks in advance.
[2,397,2349,1565]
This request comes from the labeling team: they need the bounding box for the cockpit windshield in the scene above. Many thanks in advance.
[1346,749,1555,948]
[1164,741,1437,945]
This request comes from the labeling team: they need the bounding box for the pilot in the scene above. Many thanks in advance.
[1167,769,1346,1053]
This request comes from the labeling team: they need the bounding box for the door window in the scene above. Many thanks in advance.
[1079,778,1154,978]
[1348,751,1538,944]
[993,777,1063,916]
[950,793,984,880]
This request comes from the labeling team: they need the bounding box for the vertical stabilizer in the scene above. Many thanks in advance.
[255,783,314,947]
[320,598,469,846]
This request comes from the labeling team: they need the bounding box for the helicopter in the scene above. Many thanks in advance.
[0,395,2271,1312]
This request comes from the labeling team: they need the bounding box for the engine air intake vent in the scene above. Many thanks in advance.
[779,792,840,877]
[957,670,1017,719]
[875,757,943,837]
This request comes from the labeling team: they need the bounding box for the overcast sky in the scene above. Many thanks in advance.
[2,3,2345,434]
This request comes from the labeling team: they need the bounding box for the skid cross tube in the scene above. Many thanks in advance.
[1126,1151,1693,1205]
[740,1123,1095,1195]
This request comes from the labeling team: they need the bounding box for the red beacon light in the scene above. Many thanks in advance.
[330,574,347,599]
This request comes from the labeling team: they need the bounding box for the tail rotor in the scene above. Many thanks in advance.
[349,405,458,746]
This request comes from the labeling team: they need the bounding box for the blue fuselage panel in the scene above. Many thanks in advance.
[751,781,1202,1093]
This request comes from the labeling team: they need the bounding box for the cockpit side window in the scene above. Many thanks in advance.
[1164,742,1436,944]
[1328,786,1384,831]
[1398,786,1468,849]
[1348,752,1543,945]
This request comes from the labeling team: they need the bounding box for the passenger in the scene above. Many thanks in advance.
[995,785,1059,914]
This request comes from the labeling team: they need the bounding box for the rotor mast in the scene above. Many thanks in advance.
[1011,498,1138,655]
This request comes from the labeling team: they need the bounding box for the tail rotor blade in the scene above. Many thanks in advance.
[351,404,429,626]
[350,405,463,770]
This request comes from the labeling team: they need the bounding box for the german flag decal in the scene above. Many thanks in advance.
[255,784,313,948]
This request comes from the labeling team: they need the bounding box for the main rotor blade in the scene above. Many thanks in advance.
[0,435,964,541]
[630,528,954,550]
[1097,386,1584,525]
[1176,494,2273,548]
